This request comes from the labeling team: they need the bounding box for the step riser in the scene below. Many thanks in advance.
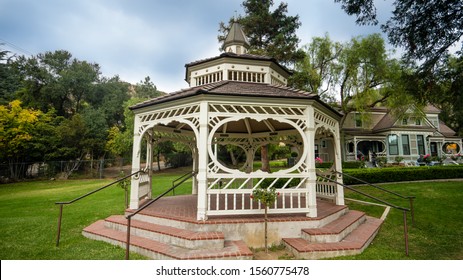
[83,229,252,260]
[105,221,224,250]
[302,215,366,243]
[83,231,184,260]
[130,207,349,248]
[286,225,380,259]
[285,244,362,260]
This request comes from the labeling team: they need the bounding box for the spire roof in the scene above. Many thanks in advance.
[223,22,250,50]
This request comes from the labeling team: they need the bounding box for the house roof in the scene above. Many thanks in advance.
[130,80,341,117]
[438,121,457,137]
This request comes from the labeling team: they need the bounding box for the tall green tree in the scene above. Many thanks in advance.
[289,34,342,101]
[218,0,304,65]
[334,0,463,71]
[0,48,21,105]
[14,50,100,117]
[92,76,131,127]
[134,76,162,99]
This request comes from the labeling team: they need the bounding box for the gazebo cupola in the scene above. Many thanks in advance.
[185,22,291,87]
[223,21,250,54]
[129,21,344,221]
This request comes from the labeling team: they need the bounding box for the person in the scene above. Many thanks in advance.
[357,150,363,161]
[371,151,377,167]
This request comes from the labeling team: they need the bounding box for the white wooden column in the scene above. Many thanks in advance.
[196,101,209,220]
[129,115,142,209]
[334,123,345,205]
[146,133,153,199]
[304,107,317,218]
[191,146,198,195]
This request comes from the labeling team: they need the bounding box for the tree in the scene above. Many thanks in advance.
[134,76,162,99]
[334,0,463,71]
[218,0,304,65]
[289,34,342,101]
[14,50,100,117]
[0,48,21,105]
[406,55,463,136]
[251,186,279,253]
[0,100,55,179]
[92,76,131,127]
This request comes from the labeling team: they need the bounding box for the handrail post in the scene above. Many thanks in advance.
[125,186,129,209]
[125,216,131,260]
[56,204,64,247]
[409,197,415,226]
[403,210,409,256]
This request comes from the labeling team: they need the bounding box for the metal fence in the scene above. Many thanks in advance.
[0,158,164,182]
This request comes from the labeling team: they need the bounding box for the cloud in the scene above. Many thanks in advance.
[0,0,396,93]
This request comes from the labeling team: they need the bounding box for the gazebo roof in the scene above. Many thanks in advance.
[130,80,340,117]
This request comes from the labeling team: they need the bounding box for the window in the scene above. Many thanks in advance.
[415,118,421,125]
[388,134,399,155]
[402,118,408,125]
[355,113,362,128]
[347,142,354,153]
[402,135,410,155]
[417,135,426,155]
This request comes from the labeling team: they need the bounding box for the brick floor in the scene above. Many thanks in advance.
[126,195,347,224]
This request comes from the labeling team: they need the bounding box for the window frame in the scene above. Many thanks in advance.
[401,134,410,155]
[417,135,426,155]
[388,134,399,155]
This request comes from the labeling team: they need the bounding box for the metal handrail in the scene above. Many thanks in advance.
[55,170,145,247]
[317,174,411,256]
[125,171,195,260]
[171,171,195,196]
[331,170,415,225]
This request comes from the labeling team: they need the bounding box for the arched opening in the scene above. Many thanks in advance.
[357,140,385,161]
[208,117,305,175]
[315,126,336,170]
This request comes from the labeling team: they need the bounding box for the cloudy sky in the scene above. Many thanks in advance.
[0,0,392,93]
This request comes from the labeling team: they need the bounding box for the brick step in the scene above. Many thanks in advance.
[105,215,224,249]
[83,220,253,260]
[283,216,383,259]
[301,210,366,243]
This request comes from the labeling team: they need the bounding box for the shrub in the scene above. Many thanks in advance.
[342,161,365,169]
[394,156,404,164]
[342,165,463,185]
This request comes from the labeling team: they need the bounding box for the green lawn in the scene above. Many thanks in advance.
[0,167,192,260]
[0,167,461,260]
[336,181,463,260]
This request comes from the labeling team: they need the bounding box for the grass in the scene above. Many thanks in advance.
[334,181,463,260]
[0,167,192,260]
[0,167,461,260]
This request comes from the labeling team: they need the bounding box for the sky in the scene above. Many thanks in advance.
[0,0,393,93]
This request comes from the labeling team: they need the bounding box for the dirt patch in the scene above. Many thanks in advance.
[253,248,295,260]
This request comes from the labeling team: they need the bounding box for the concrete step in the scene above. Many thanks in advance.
[83,220,253,260]
[283,216,383,259]
[105,215,224,249]
[301,210,366,243]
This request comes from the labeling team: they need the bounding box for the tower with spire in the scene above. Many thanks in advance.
[185,22,291,87]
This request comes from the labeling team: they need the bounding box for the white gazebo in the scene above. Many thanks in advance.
[128,22,344,221]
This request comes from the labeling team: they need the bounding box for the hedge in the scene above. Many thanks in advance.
[316,161,365,169]
[342,165,463,185]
